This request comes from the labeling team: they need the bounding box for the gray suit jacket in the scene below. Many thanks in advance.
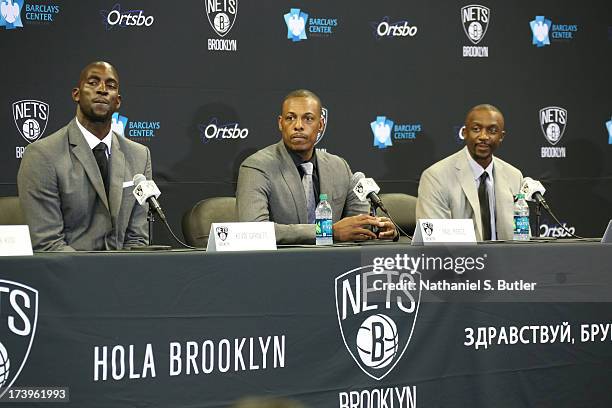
[236,141,369,244]
[17,118,152,251]
[416,148,523,241]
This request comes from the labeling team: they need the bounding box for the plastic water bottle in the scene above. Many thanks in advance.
[513,193,530,241]
[315,194,333,245]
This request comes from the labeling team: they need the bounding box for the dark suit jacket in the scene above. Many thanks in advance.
[17,118,152,251]
[236,141,369,244]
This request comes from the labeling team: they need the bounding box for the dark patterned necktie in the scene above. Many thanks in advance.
[478,172,492,241]
[299,162,316,224]
[92,142,109,194]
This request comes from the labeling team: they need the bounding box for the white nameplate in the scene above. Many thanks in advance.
[0,225,34,256]
[602,220,612,243]
[412,219,477,246]
[207,222,277,252]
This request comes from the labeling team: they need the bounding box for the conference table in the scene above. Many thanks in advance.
[0,240,611,407]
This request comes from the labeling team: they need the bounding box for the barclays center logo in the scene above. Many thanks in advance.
[461,4,490,57]
[112,112,160,142]
[530,15,578,47]
[371,115,422,149]
[335,266,420,380]
[100,3,154,30]
[539,106,567,158]
[0,280,38,399]
[12,100,49,144]
[204,0,238,51]
[284,8,337,42]
[0,0,60,29]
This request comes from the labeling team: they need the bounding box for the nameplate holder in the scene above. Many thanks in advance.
[602,220,612,243]
[0,225,34,256]
[412,219,477,246]
[207,222,277,252]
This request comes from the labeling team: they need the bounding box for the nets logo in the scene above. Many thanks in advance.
[12,100,49,144]
[198,117,249,143]
[315,107,327,145]
[539,106,567,158]
[0,280,38,399]
[112,112,160,142]
[461,4,489,57]
[0,0,59,29]
[335,266,421,380]
[530,16,551,47]
[284,8,337,42]
[100,4,154,30]
[370,16,418,39]
[371,116,422,149]
[204,0,237,51]
[606,117,612,144]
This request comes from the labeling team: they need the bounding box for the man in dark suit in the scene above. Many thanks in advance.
[236,89,396,244]
[17,61,151,251]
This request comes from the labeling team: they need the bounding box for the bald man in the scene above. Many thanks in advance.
[18,61,152,251]
[416,104,523,241]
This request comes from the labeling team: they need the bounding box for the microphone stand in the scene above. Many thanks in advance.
[534,202,542,238]
[147,208,155,246]
[369,199,380,236]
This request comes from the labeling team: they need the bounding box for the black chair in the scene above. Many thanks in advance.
[182,197,238,247]
[0,196,26,225]
[376,193,417,235]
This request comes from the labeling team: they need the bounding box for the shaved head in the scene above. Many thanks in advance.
[281,89,322,114]
[77,61,119,87]
[465,104,504,127]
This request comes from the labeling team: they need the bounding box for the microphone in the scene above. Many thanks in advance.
[132,174,166,221]
[352,172,387,213]
[520,177,550,211]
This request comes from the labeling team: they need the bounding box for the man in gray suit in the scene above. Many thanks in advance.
[416,104,523,241]
[236,89,397,244]
[18,61,151,251]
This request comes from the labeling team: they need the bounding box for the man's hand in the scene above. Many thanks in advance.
[376,216,398,240]
[333,214,398,242]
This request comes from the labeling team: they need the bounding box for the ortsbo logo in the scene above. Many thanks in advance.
[335,266,421,380]
[12,100,49,144]
[205,0,237,37]
[0,280,38,399]
[461,4,489,44]
[540,106,567,146]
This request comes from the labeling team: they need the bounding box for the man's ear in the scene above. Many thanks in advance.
[277,115,283,132]
[71,87,80,103]
[116,94,122,110]
[499,130,506,142]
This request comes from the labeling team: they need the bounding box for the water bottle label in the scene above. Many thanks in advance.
[513,216,530,234]
[316,219,333,238]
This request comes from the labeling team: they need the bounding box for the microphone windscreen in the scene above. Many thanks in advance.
[133,173,146,185]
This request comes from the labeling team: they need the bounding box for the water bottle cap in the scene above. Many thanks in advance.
[319,193,328,201]
[516,193,525,199]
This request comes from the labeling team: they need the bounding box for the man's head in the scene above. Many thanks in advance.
[278,89,324,161]
[72,61,121,124]
[462,104,505,168]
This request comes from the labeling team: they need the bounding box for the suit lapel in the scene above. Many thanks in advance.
[277,142,308,223]
[318,152,333,204]
[455,149,482,239]
[108,133,125,219]
[68,119,110,211]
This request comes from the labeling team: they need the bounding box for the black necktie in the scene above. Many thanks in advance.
[478,172,492,241]
[92,142,109,194]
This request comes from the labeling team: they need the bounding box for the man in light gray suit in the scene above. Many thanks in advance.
[236,89,397,244]
[18,61,151,251]
[416,104,523,241]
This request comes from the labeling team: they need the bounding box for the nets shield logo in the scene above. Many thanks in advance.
[12,100,49,144]
[423,222,434,236]
[216,226,228,241]
[461,5,489,44]
[335,266,421,380]
[0,280,38,399]
[315,107,328,145]
[540,106,567,146]
[205,0,236,37]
